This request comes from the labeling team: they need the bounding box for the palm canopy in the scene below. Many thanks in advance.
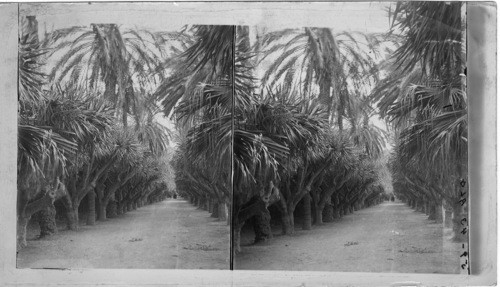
[44,23,172,126]
[155,26,256,177]
[18,124,77,198]
[389,2,464,77]
[150,26,239,212]
[257,27,387,127]
[130,92,172,154]
[18,25,81,199]
[182,25,234,77]
[156,26,236,171]
[372,2,467,242]
[47,24,166,86]
[16,15,178,248]
[155,26,254,124]
[233,84,338,201]
[34,85,114,145]
[350,120,387,158]
[371,2,466,166]
[22,84,117,184]
[19,39,48,108]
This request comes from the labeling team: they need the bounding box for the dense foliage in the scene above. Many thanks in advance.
[371,2,467,241]
[18,2,467,252]
[17,16,174,249]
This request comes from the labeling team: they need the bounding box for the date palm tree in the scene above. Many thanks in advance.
[18,15,175,248]
[372,2,466,241]
[45,23,168,127]
[37,86,115,229]
[17,16,78,248]
[257,27,385,128]
[17,123,76,249]
[154,26,290,251]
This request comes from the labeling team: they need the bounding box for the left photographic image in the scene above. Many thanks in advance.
[16,3,231,269]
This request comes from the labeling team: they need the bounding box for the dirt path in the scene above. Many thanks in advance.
[235,201,461,273]
[17,199,230,269]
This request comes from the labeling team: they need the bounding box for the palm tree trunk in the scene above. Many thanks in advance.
[98,198,108,221]
[17,195,31,249]
[323,198,334,222]
[337,106,344,131]
[117,201,125,215]
[62,195,78,230]
[211,201,219,218]
[205,197,210,211]
[427,201,438,220]
[233,223,243,254]
[127,201,133,211]
[207,198,213,213]
[17,214,30,250]
[218,202,227,221]
[281,210,294,235]
[107,200,117,218]
[86,190,96,225]
[17,190,58,248]
[253,209,272,243]
[343,204,349,215]
[315,205,323,225]
[104,75,117,101]
[122,105,128,128]
[418,200,425,213]
[311,191,322,225]
[435,201,443,223]
[278,197,294,234]
[318,81,331,106]
[302,193,312,230]
[36,203,57,237]
[72,206,80,227]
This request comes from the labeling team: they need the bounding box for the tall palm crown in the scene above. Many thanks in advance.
[45,24,167,127]
[372,2,466,166]
[371,2,467,242]
[257,27,385,128]
[18,16,78,200]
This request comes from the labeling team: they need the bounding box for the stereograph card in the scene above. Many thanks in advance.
[0,1,496,286]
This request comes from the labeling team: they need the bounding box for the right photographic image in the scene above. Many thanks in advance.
[232,1,468,274]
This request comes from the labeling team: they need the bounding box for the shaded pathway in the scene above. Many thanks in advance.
[17,199,230,269]
[235,201,460,273]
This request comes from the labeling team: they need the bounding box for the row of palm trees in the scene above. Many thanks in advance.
[372,2,467,241]
[17,17,174,249]
[165,3,468,252]
[156,25,390,253]
[18,2,467,253]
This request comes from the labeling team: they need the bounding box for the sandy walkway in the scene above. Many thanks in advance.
[235,201,461,274]
[17,199,230,269]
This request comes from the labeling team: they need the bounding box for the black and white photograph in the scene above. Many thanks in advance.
[0,1,496,285]
[16,3,231,269]
[232,2,468,274]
